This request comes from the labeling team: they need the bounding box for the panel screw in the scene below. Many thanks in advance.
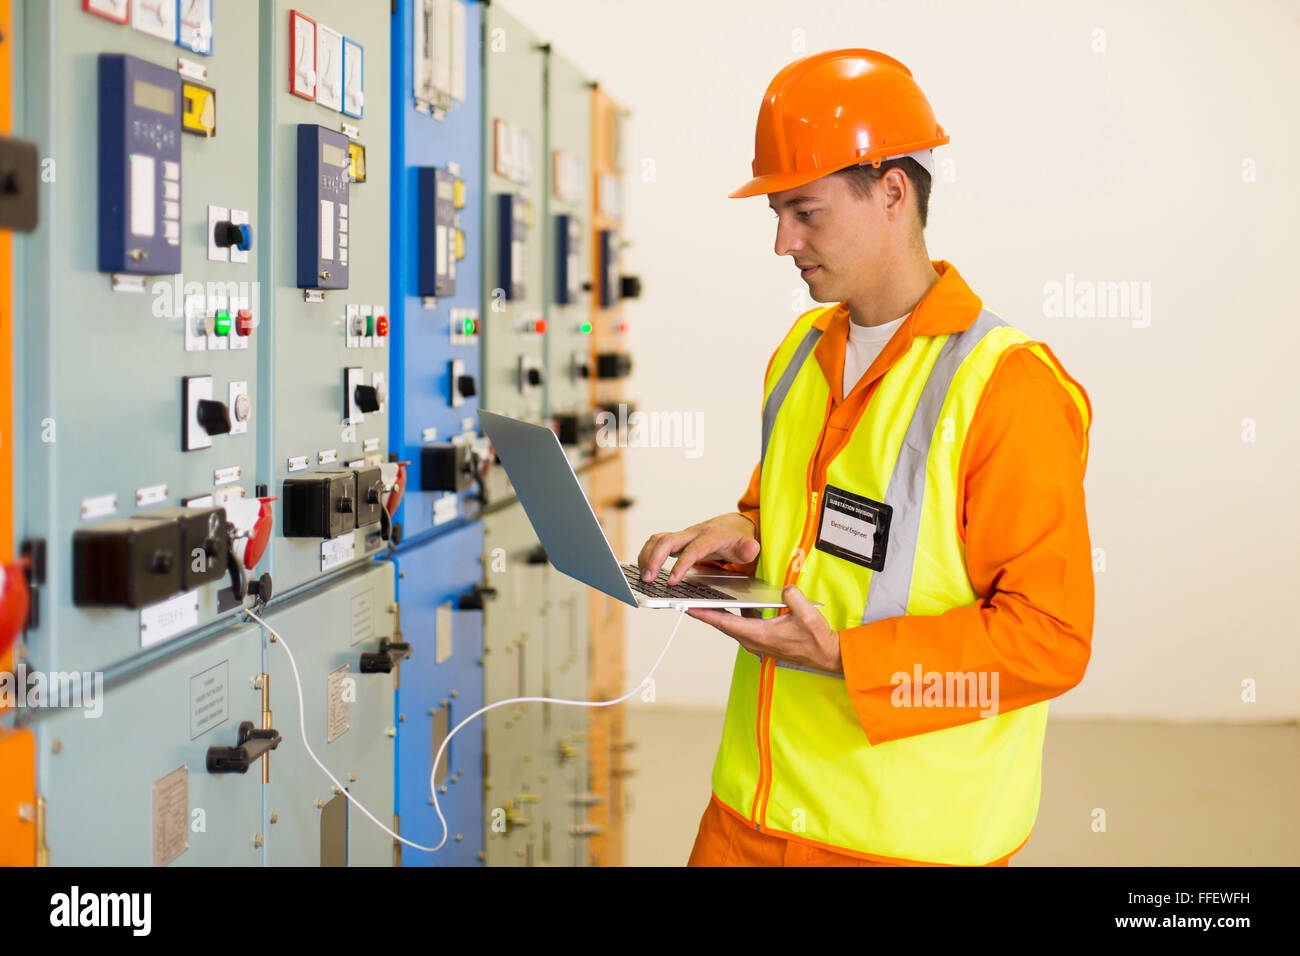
[270,813,279,824]
[254,833,264,848]
[348,772,358,782]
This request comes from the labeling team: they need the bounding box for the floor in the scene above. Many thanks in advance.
[622,708,1300,866]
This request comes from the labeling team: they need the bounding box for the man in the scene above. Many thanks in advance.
[636,49,1095,866]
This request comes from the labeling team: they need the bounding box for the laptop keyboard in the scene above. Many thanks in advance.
[620,563,737,602]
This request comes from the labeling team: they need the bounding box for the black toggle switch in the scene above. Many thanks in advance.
[526,366,543,387]
[196,399,232,435]
[596,353,633,380]
[525,545,548,565]
[620,274,643,299]
[354,384,381,414]
[457,374,477,399]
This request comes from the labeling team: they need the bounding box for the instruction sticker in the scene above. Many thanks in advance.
[327,664,351,743]
[152,766,189,867]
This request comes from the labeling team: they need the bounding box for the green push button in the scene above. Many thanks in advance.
[365,314,374,337]
[214,309,232,336]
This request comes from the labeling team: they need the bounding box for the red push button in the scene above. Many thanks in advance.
[375,315,389,337]
[235,309,255,336]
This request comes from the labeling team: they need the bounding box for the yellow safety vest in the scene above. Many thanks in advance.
[712,305,1084,865]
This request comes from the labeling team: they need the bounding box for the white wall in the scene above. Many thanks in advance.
[500,0,1300,720]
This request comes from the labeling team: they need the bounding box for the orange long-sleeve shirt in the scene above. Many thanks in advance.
[729,262,1094,745]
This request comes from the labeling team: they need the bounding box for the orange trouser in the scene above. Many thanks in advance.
[687,795,1012,867]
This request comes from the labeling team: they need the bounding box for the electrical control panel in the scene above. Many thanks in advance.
[264,0,391,595]
[391,0,483,543]
[481,4,547,458]
[544,49,595,461]
[482,500,548,866]
[391,523,485,867]
[36,621,266,865]
[262,562,396,866]
[16,2,264,677]
[9,0,634,870]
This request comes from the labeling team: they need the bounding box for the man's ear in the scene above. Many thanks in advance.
[882,167,909,220]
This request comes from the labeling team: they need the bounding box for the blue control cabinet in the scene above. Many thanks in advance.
[391,522,485,866]
[389,0,485,544]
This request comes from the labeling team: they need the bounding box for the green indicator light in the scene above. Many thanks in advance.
[213,309,232,336]
[365,314,374,337]
[579,321,592,335]
[464,316,475,335]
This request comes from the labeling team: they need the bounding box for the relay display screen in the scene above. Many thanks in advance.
[133,79,175,115]
[321,142,349,168]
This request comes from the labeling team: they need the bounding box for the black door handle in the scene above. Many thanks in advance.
[206,721,282,774]
[359,637,413,673]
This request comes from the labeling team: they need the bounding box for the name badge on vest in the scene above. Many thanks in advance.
[814,484,892,572]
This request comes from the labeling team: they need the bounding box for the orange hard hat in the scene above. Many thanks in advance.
[729,49,949,199]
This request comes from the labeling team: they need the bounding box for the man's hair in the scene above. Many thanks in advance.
[833,157,932,230]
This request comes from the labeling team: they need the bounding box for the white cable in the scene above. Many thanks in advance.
[245,606,439,851]
[245,603,690,854]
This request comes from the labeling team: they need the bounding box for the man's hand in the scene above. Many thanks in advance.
[688,585,842,674]
[637,513,760,586]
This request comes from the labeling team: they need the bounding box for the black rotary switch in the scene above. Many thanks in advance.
[196,399,232,435]
[354,384,381,414]
[457,374,477,399]
[526,366,544,387]
[213,220,252,250]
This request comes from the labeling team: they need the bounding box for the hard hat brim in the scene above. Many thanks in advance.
[729,136,950,198]
[728,168,843,199]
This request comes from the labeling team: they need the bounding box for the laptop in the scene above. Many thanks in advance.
[478,410,796,609]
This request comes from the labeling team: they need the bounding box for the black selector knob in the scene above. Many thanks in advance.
[526,367,544,387]
[196,399,232,435]
[596,353,633,380]
[354,384,381,414]
[525,545,548,565]
[620,275,643,299]
[249,572,273,603]
[336,495,354,514]
[213,220,251,250]
[457,375,477,399]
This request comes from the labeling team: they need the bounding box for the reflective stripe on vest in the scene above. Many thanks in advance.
[761,326,823,468]
[711,306,1074,865]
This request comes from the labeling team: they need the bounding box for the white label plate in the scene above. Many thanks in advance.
[141,590,200,649]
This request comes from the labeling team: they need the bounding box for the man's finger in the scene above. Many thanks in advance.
[782,584,814,618]
[667,536,716,585]
[643,530,692,581]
